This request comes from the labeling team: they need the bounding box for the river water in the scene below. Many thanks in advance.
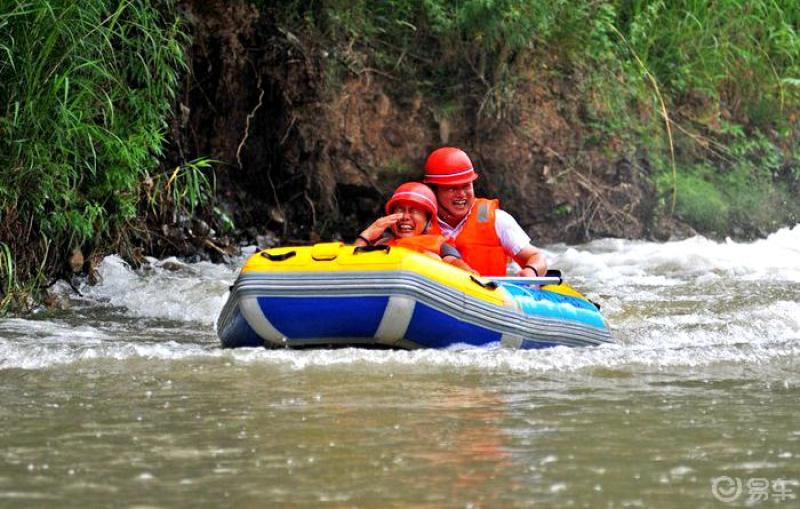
[1,227,799,508]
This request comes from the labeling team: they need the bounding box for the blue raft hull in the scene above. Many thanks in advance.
[217,270,613,350]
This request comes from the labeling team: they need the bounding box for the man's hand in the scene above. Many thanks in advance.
[514,244,547,277]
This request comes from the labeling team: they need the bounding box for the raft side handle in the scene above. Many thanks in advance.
[489,276,561,285]
[260,250,297,262]
[470,275,498,290]
[353,245,391,255]
[545,269,563,284]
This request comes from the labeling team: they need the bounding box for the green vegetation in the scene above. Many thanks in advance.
[2,1,798,310]
[664,169,730,233]
[272,0,800,234]
[0,1,203,311]
[616,1,800,232]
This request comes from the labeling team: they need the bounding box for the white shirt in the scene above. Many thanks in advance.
[436,208,531,257]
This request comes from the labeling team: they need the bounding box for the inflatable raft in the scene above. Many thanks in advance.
[217,242,613,349]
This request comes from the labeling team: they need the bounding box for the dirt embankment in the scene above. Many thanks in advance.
[169,2,685,251]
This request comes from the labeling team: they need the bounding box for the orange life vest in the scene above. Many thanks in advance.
[387,234,447,257]
[429,198,508,276]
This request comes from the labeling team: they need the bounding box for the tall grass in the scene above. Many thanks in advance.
[0,242,14,311]
[144,158,217,224]
[0,1,191,309]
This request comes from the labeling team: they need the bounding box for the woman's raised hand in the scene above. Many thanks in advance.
[357,213,403,244]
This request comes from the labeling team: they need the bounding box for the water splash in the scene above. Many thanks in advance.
[1,228,798,372]
[77,254,238,325]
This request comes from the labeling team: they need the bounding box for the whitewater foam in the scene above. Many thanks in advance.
[549,224,800,288]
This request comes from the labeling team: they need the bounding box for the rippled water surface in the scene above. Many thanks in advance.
[2,227,799,508]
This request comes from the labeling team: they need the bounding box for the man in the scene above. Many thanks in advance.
[423,146,547,277]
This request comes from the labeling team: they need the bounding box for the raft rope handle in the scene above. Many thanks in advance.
[469,275,498,290]
[260,250,297,261]
[353,245,391,255]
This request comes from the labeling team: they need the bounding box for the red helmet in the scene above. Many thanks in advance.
[385,182,438,217]
[423,147,478,185]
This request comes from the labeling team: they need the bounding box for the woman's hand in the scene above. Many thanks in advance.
[355,213,403,245]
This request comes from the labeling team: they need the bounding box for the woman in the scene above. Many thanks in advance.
[355,182,476,273]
